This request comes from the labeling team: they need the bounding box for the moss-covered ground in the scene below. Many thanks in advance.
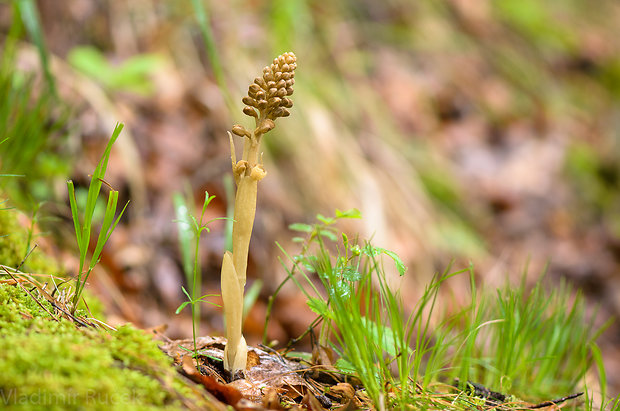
[0,207,213,410]
[0,280,218,410]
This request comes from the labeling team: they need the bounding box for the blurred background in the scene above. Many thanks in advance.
[1,0,619,396]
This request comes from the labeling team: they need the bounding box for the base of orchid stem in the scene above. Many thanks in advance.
[223,336,248,381]
[223,368,245,382]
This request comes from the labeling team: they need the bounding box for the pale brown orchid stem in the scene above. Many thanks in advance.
[246,134,261,168]
[221,52,296,379]
[231,171,259,287]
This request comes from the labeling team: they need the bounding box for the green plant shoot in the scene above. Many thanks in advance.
[67,123,129,314]
[174,191,225,360]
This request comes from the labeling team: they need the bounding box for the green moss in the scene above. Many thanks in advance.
[0,283,211,410]
[0,203,212,409]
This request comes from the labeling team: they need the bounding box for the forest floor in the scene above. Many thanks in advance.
[0,0,619,407]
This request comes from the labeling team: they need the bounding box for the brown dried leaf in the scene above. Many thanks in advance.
[262,387,285,410]
[302,392,328,411]
[181,356,243,406]
[328,383,355,401]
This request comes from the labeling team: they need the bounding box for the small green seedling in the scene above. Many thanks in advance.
[67,123,129,314]
[276,209,418,407]
[174,191,224,359]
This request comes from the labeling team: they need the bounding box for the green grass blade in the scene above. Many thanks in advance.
[66,181,83,248]
[90,189,119,267]
[188,0,234,113]
[104,200,129,246]
[14,0,56,95]
[590,342,606,407]
[67,180,87,282]
[83,124,123,226]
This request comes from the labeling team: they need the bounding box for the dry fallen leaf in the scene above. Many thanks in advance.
[181,356,243,406]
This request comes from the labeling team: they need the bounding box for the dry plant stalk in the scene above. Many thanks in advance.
[221,52,297,377]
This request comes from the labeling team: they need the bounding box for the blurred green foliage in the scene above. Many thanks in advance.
[68,46,164,95]
[0,14,69,209]
[565,143,620,237]
[14,0,56,95]
[493,0,577,52]
[250,0,618,253]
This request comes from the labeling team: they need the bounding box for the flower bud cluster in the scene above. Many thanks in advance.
[242,52,296,122]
